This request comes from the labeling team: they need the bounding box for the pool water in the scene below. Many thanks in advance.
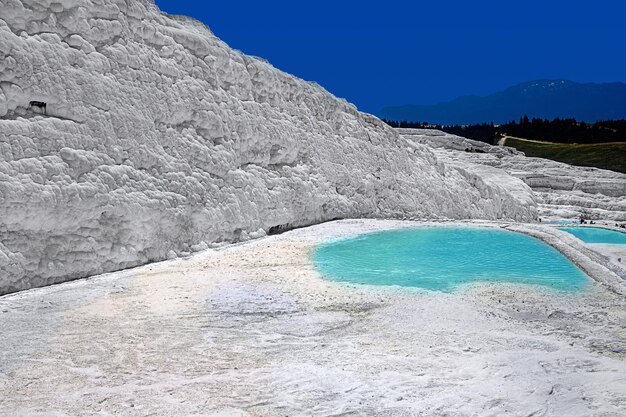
[313,227,589,292]
[559,227,626,245]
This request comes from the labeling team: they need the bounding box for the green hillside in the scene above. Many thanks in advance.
[502,137,626,174]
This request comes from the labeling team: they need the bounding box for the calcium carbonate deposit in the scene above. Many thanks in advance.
[0,0,538,294]
[2,219,626,416]
[3,3,626,416]
[399,129,626,222]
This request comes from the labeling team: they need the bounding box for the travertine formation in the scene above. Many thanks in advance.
[399,129,626,222]
[0,1,536,294]
[2,219,626,416]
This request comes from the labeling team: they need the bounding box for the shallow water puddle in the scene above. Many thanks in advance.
[559,227,626,245]
[313,227,590,292]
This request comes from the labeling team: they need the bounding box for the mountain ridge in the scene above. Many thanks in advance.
[380,79,626,125]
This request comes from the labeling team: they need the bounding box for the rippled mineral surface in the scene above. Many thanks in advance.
[0,0,538,294]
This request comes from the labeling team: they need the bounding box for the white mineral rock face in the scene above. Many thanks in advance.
[399,129,626,222]
[0,0,537,294]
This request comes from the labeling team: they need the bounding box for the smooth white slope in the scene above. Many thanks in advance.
[0,0,536,294]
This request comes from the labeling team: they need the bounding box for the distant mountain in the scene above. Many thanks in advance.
[379,80,626,125]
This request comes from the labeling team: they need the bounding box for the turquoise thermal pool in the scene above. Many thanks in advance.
[559,227,626,245]
[313,227,590,292]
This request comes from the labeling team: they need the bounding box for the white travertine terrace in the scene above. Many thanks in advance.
[1,219,626,416]
[399,129,626,222]
[1,4,626,414]
[0,0,537,294]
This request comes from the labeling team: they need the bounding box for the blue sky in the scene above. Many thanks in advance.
[154,0,626,114]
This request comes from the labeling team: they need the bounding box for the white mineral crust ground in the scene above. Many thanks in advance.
[1,220,626,416]
[2,1,626,415]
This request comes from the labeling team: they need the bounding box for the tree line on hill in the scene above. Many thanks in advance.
[382,117,626,145]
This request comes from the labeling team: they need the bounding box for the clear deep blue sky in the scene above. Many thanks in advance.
[154,0,626,114]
